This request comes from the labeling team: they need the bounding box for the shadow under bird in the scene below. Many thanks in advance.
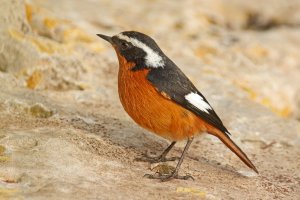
[97,31,258,181]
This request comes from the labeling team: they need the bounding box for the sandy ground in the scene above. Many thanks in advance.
[0,0,300,199]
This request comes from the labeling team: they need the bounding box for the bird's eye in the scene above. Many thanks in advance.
[120,42,130,50]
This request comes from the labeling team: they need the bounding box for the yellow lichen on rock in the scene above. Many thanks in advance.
[26,70,42,89]
[28,104,54,118]
[24,3,102,58]
[8,29,25,41]
[245,44,269,60]
[151,163,175,175]
[0,188,19,198]
[236,80,258,99]
[236,80,291,117]
[43,18,59,29]
[261,98,291,117]
[62,28,94,43]
[0,156,9,162]
[195,45,218,58]
[176,187,206,198]
[25,3,34,23]
[9,28,69,54]
[0,145,5,155]
[30,37,69,54]
[277,106,292,118]
[0,145,9,162]
[25,3,95,45]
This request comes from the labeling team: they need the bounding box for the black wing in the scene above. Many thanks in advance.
[147,59,230,136]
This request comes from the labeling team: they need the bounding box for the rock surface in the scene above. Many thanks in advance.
[0,0,300,199]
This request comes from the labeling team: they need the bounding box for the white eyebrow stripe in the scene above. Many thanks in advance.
[117,33,164,68]
[185,92,212,114]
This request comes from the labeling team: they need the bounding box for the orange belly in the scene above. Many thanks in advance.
[117,55,208,141]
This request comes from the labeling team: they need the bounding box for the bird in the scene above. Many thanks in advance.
[97,31,258,181]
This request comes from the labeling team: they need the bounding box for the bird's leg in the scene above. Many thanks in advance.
[135,141,178,163]
[144,137,194,181]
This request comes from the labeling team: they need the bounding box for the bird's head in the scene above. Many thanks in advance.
[97,31,166,71]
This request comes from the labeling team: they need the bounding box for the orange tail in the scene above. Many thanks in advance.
[211,130,258,173]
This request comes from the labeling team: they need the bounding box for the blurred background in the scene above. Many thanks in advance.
[0,0,299,199]
[2,0,300,119]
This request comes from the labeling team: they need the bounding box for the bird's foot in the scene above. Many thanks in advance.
[135,153,179,163]
[144,171,194,182]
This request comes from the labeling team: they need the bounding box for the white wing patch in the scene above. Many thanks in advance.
[117,33,164,68]
[185,92,212,114]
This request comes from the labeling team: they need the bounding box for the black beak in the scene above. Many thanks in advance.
[97,34,113,44]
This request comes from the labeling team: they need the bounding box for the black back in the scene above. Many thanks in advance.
[147,57,230,137]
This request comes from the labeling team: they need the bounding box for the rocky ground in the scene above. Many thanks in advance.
[0,0,300,199]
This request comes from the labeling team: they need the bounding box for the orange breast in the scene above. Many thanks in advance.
[117,55,208,141]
